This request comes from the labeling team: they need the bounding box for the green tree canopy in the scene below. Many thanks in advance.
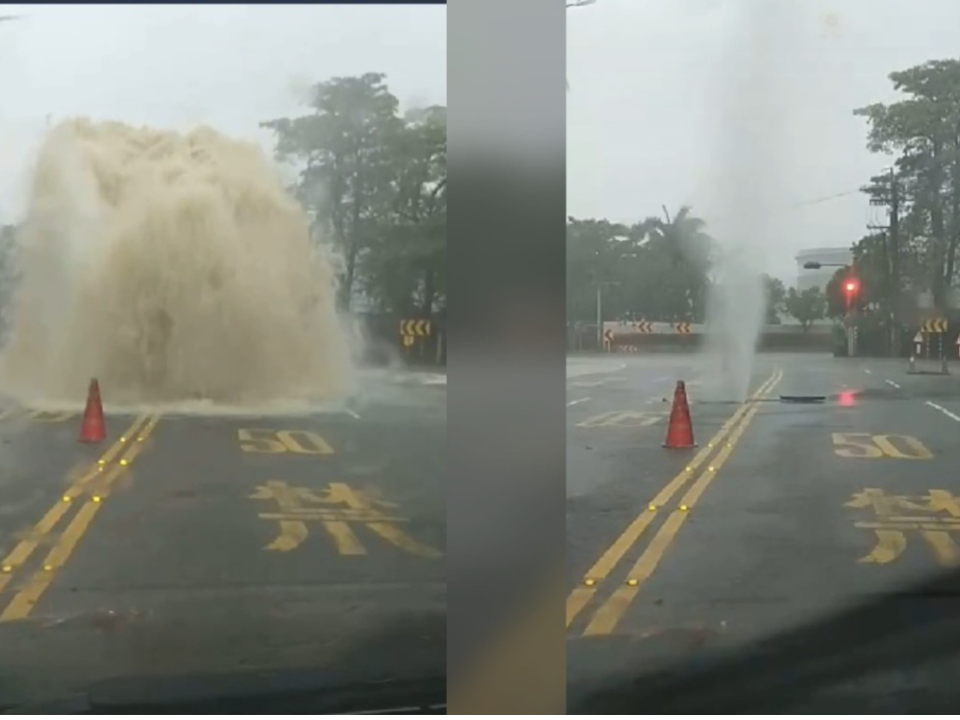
[785,286,827,331]
[261,73,446,314]
[853,58,960,314]
[566,206,715,324]
[762,274,786,324]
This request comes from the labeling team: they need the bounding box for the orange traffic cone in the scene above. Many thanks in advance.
[79,378,106,443]
[663,380,695,449]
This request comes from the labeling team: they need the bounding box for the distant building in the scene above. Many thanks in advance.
[795,246,853,293]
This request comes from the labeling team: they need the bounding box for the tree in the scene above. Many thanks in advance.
[636,205,715,322]
[261,74,447,314]
[762,274,786,324]
[648,205,715,270]
[565,206,715,324]
[362,106,446,314]
[785,286,826,331]
[261,73,405,309]
[854,59,960,311]
[566,217,632,321]
[825,267,849,319]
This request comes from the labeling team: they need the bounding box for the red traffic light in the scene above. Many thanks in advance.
[844,278,859,295]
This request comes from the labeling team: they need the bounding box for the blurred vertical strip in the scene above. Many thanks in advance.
[447,0,567,713]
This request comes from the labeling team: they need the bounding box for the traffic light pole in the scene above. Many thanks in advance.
[844,289,858,358]
[803,261,859,358]
[846,310,857,357]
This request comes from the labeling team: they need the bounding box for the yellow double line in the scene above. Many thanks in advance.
[0,413,161,622]
[566,368,783,636]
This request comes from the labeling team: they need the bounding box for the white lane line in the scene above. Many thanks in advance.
[565,361,627,379]
[926,400,960,423]
[570,376,623,388]
[345,409,362,419]
[418,374,447,386]
[567,397,591,407]
[864,368,872,374]
[885,379,901,389]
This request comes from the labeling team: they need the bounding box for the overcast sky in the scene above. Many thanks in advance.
[568,0,960,282]
[5,3,958,284]
[0,3,446,224]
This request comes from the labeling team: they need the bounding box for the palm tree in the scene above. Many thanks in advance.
[642,206,716,322]
[642,205,714,269]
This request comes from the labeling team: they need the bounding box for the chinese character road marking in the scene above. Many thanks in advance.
[846,488,960,567]
[249,480,442,558]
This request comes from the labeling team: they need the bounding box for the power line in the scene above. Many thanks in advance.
[788,188,862,208]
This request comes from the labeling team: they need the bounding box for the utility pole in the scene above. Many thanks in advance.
[866,168,903,356]
[596,285,603,349]
[888,167,901,357]
[595,280,619,351]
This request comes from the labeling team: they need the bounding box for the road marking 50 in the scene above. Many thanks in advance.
[238,429,334,455]
[832,433,932,460]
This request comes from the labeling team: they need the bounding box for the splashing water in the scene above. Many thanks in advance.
[0,118,355,408]
[700,0,805,402]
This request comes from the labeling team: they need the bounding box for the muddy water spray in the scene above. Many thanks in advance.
[0,118,355,407]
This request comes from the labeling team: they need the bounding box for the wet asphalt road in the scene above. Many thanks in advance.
[8,352,960,703]
[0,371,445,706]
[566,352,960,685]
